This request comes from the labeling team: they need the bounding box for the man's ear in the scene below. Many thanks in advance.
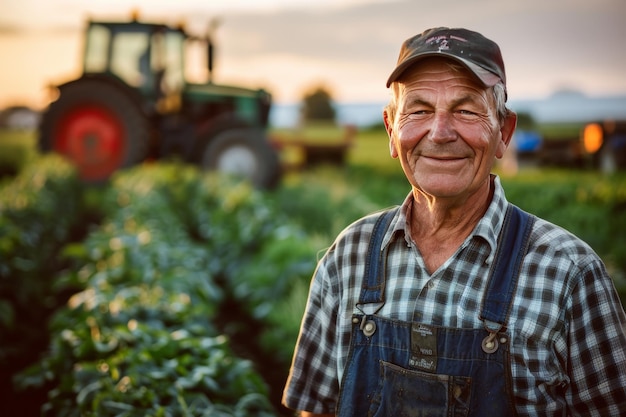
[496,111,517,159]
[383,109,398,159]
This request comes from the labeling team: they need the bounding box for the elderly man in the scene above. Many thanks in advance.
[283,27,626,417]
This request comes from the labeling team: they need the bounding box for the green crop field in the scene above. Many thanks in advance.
[0,129,36,179]
[1,127,625,416]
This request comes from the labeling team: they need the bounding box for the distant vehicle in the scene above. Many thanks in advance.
[509,92,626,170]
[0,106,40,130]
[582,120,626,173]
[38,13,280,188]
[514,130,542,155]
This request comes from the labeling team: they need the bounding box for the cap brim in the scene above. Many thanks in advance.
[386,52,501,88]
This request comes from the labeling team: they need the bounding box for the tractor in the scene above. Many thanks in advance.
[38,14,281,188]
[581,120,626,173]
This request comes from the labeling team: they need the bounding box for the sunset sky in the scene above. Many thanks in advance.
[1,0,625,110]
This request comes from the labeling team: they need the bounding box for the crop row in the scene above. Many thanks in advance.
[7,162,317,416]
[0,155,85,373]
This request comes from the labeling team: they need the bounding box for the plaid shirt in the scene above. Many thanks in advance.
[283,176,626,416]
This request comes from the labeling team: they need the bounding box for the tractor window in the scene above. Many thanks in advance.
[110,32,151,88]
[84,24,110,73]
[162,31,185,93]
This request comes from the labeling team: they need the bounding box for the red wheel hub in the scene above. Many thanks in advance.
[54,105,126,181]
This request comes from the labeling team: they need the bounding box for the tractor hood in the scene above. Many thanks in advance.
[185,83,271,101]
[183,83,272,127]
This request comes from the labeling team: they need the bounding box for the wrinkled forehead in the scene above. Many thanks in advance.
[392,57,491,91]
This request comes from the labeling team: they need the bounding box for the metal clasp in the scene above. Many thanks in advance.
[359,315,377,337]
[481,331,499,354]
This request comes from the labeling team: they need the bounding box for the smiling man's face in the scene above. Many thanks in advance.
[384,57,515,205]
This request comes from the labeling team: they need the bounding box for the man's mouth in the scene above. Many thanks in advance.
[422,154,464,161]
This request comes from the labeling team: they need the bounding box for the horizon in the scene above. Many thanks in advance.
[6,93,624,130]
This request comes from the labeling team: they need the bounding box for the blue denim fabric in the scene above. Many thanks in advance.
[337,206,533,417]
[337,316,514,416]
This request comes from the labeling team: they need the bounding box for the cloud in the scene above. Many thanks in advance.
[202,0,626,100]
[0,24,22,35]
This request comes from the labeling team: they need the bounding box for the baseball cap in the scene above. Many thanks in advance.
[386,27,506,92]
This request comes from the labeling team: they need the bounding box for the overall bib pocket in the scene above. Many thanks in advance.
[368,360,471,417]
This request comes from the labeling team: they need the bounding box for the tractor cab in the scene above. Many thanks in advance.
[83,19,186,113]
[81,18,271,124]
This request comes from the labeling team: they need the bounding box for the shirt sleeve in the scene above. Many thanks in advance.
[567,255,626,416]
[282,245,341,414]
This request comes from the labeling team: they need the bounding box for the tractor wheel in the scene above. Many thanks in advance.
[199,128,281,189]
[39,79,150,183]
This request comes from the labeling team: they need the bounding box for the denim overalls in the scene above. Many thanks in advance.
[337,205,534,417]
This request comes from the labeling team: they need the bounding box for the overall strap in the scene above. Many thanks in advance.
[356,204,535,328]
[357,207,398,306]
[480,204,535,332]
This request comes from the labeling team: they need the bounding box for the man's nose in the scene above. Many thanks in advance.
[429,112,456,143]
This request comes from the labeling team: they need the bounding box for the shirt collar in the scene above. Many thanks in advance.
[382,174,509,262]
